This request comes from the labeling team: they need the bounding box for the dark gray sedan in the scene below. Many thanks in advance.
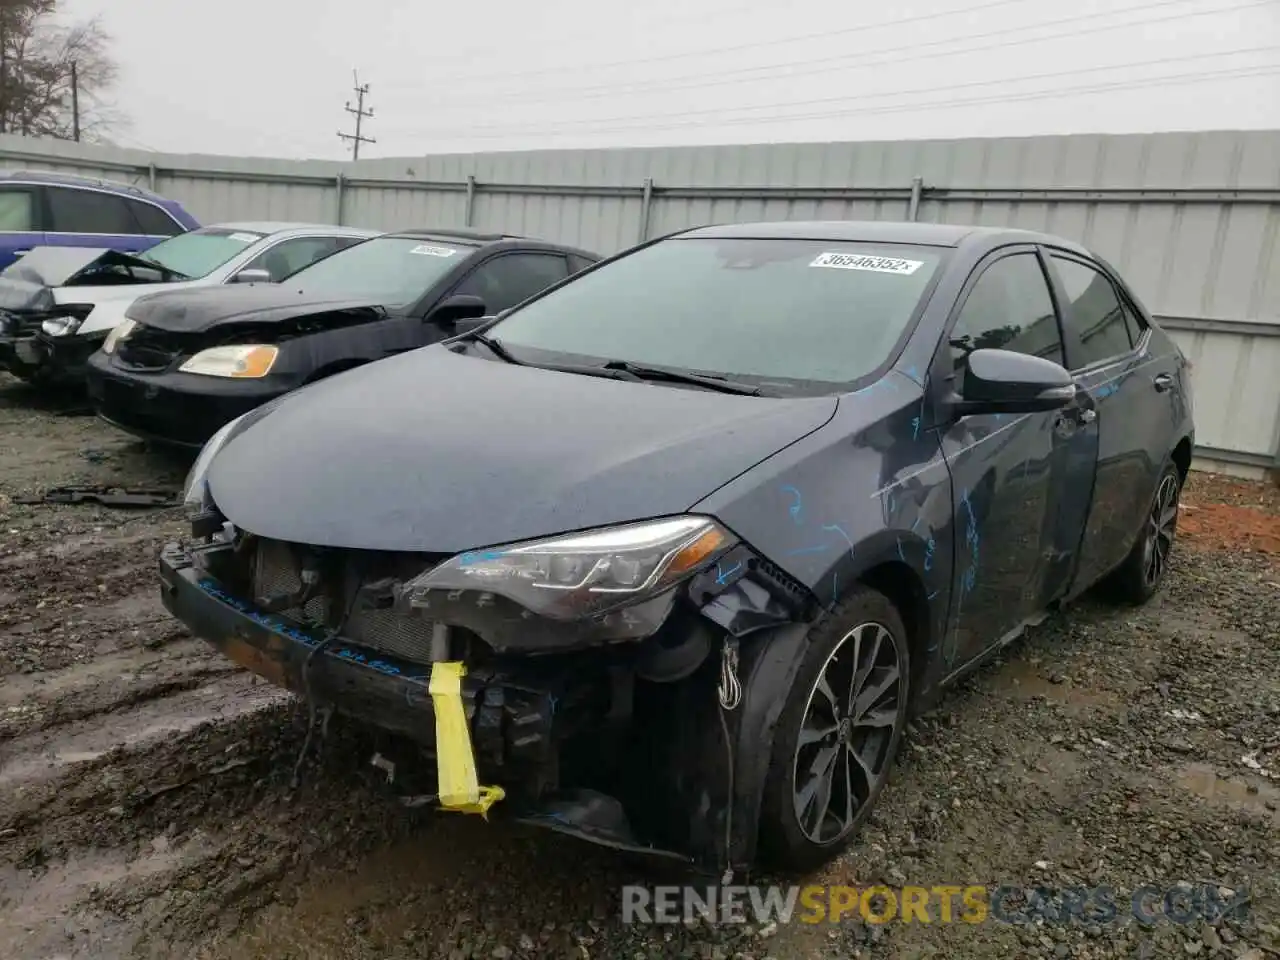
[161,220,1195,876]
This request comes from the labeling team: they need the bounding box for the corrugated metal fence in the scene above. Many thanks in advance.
[1,130,1277,477]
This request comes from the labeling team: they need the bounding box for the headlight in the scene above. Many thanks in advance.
[182,414,245,511]
[179,344,278,378]
[41,315,84,337]
[101,318,137,355]
[401,516,735,621]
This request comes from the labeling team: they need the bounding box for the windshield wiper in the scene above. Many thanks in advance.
[600,360,761,395]
[454,329,525,365]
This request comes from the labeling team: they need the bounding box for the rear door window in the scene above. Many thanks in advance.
[48,187,137,235]
[1119,298,1147,347]
[1050,256,1133,369]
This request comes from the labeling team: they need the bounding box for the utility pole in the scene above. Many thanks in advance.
[70,60,80,142]
[337,70,375,160]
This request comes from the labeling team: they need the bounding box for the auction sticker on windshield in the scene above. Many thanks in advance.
[227,232,263,244]
[810,252,923,274]
[409,244,458,257]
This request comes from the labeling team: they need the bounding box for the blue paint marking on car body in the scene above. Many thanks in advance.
[715,561,743,585]
[196,578,421,682]
[781,485,805,525]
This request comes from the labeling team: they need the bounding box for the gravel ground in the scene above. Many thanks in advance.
[0,372,1277,960]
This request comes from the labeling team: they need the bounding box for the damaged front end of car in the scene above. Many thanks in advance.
[163,454,819,874]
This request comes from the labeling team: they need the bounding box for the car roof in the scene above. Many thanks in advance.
[677,219,1092,255]
[385,227,523,243]
[378,227,601,260]
[205,221,380,237]
[0,168,175,204]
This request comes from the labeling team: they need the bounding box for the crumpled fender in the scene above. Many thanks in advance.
[723,621,810,872]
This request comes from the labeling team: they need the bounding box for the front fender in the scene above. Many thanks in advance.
[724,621,810,872]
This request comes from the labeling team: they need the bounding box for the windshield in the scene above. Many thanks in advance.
[140,227,265,279]
[289,236,475,307]
[489,237,945,393]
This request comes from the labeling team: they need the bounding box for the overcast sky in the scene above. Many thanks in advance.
[61,0,1280,160]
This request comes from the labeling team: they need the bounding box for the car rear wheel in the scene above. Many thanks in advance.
[758,586,910,873]
[1101,461,1181,605]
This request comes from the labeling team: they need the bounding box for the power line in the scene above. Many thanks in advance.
[337,71,376,160]
[409,64,1279,142]
[395,46,1278,137]
[381,0,1044,88]
[409,0,1265,108]
[388,0,795,74]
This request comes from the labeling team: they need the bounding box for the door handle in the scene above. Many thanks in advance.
[1153,373,1174,392]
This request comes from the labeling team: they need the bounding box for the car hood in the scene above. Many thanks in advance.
[208,346,838,553]
[0,247,196,325]
[125,284,387,333]
[1,246,188,288]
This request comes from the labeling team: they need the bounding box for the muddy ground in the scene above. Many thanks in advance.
[0,372,1277,960]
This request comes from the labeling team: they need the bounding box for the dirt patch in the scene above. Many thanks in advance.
[1,373,1278,960]
[1179,501,1280,555]
[1181,471,1280,559]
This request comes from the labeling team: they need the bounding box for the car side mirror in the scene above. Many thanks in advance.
[231,268,273,285]
[953,348,1076,417]
[427,293,488,325]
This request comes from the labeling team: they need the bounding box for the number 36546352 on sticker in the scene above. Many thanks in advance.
[809,252,923,274]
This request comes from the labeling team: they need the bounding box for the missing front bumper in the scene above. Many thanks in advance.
[158,541,555,775]
[159,540,726,869]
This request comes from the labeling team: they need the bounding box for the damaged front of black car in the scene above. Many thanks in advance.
[86,286,404,446]
[163,352,842,874]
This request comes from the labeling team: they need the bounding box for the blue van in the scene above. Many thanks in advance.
[0,170,200,270]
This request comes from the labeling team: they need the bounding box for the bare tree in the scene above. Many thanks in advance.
[0,0,120,141]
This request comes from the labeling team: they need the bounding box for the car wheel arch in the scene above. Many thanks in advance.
[1171,436,1192,482]
[718,541,933,872]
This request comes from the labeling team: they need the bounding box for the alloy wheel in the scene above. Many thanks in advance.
[791,622,903,845]
[1143,473,1179,588]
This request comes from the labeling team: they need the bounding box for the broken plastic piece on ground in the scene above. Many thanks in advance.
[12,485,179,508]
[515,788,692,863]
[429,660,506,817]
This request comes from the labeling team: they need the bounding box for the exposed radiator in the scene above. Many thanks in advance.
[252,537,439,665]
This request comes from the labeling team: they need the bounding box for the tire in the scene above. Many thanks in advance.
[1101,461,1181,605]
[758,585,911,874]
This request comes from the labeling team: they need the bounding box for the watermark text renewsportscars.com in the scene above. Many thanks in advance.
[621,883,1252,927]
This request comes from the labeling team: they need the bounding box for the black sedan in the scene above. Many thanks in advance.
[162,221,1194,876]
[85,229,599,446]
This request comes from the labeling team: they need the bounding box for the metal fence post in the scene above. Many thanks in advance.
[464,175,476,227]
[335,172,345,225]
[907,176,923,221]
[638,177,654,244]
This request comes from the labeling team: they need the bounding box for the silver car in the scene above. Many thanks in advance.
[0,222,380,385]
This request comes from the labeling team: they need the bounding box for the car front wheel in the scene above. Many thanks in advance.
[758,586,910,873]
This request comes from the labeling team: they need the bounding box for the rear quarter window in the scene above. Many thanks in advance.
[128,199,183,237]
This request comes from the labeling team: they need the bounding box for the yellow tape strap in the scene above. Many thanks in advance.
[428,661,506,817]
